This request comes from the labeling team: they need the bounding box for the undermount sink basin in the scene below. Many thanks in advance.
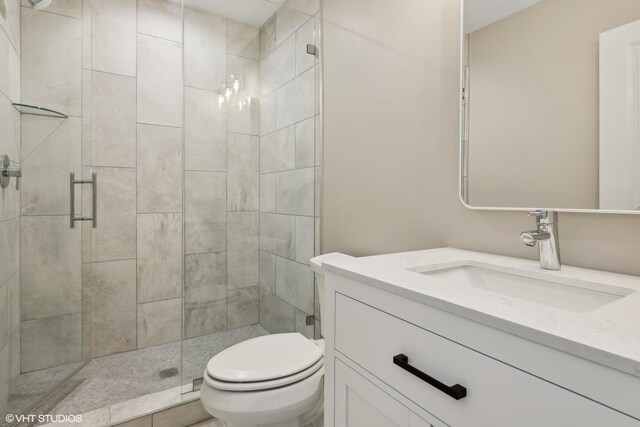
[418,264,635,313]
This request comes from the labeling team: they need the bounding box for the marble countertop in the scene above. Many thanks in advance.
[320,248,640,378]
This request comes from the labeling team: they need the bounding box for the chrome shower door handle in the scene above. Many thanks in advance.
[70,173,75,228]
[92,172,97,228]
[70,172,97,229]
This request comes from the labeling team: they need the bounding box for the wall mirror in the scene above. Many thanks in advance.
[460,0,640,213]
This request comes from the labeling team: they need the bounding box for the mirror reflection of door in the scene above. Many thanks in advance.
[462,0,640,212]
[599,20,640,210]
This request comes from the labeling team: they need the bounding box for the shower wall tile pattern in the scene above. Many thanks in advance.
[80,0,188,357]
[90,71,137,168]
[184,87,226,172]
[137,34,183,127]
[184,9,226,91]
[42,0,256,357]
[87,259,137,358]
[184,251,227,338]
[137,213,182,303]
[136,124,183,213]
[183,9,261,339]
[0,0,21,407]
[21,7,82,116]
[258,0,321,338]
[184,171,226,255]
[79,0,264,355]
[91,0,136,77]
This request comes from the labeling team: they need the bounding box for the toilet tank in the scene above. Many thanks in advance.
[310,253,354,338]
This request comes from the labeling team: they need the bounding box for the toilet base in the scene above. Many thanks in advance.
[210,396,323,427]
[223,418,303,427]
[221,412,322,427]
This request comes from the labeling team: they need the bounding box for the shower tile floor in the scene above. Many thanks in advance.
[22,325,268,420]
[4,362,85,424]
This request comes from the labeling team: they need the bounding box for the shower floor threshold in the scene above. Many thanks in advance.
[39,386,202,426]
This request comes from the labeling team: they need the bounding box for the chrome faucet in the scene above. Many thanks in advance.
[520,210,561,270]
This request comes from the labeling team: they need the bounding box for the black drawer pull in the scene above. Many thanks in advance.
[393,354,467,400]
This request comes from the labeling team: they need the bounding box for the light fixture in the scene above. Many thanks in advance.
[218,74,245,108]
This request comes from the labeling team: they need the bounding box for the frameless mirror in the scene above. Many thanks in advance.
[461,0,640,213]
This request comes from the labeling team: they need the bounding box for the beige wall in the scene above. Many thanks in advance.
[321,0,640,276]
[467,0,640,209]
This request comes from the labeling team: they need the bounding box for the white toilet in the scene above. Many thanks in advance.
[200,253,351,427]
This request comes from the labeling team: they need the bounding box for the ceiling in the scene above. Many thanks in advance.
[182,0,283,28]
[464,0,544,34]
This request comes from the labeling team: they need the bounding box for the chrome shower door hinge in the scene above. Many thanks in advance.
[306,44,318,57]
[306,315,315,326]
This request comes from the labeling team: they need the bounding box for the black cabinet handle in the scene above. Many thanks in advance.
[393,354,467,400]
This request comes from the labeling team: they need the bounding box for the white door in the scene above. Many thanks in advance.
[599,20,640,210]
[334,359,435,427]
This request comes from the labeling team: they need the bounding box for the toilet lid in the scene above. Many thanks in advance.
[206,333,323,383]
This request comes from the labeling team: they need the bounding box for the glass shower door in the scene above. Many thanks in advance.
[180,0,322,392]
[0,0,92,423]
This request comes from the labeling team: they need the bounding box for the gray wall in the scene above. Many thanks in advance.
[322,0,640,277]
[258,1,320,338]
[0,0,20,411]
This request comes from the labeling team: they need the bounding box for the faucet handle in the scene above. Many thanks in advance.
[527,211,545,227]
[527,210,557,225]
[520,231,537,247]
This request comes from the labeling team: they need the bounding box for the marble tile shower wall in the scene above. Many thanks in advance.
[182,8,262,339]
[258,0,321,338]
[10,0,321,382]
[0,0,21,410]
[84,0,264,359]
[81,0,185,360]
[16,0,263,370]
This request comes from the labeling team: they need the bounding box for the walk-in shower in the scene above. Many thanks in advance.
[0,0,321,424]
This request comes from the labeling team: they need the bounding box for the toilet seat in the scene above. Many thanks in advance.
[205,333,324,392]
[205,358,324,391]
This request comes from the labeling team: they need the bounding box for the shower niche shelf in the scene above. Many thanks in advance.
[12,103,68,119]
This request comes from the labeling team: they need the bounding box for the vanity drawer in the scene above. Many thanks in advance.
[335,294,639,427]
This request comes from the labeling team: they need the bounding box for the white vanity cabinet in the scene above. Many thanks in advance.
[335,360,437,427]
[323,267,640,427]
